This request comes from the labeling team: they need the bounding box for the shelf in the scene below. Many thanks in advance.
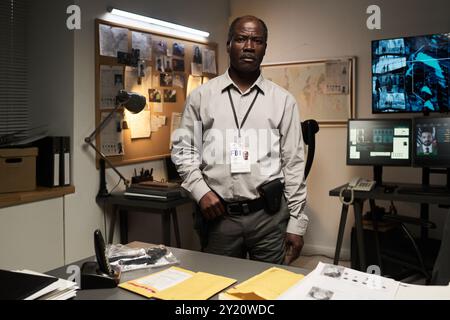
[0,186,75,209]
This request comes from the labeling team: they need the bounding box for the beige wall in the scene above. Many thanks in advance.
[230,0,450,258]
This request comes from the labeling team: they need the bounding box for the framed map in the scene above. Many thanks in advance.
[261,57,355,127]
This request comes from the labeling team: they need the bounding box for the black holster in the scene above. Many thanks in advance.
[257,178,284,214]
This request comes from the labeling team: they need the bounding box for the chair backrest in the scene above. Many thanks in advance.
[301,119,319,180]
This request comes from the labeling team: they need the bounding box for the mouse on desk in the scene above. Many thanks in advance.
[384,185,398,193]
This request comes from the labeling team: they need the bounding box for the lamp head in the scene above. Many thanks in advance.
[116,90,146,114]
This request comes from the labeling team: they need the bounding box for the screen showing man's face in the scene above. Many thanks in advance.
[421,132,433,146]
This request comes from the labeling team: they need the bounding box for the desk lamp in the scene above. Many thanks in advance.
[85,90,146,198]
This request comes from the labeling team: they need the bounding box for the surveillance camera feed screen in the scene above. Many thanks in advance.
[372,32,450,113]
[347,120,411,166]
[413,117,450,167]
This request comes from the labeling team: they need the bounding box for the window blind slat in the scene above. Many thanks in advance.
[0,0,29,136]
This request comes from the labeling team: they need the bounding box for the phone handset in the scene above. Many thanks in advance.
[94,229,113,276]
[80,230,120,289]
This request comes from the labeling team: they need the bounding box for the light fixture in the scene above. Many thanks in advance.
[107,7,210,42]
[85,90,146,198]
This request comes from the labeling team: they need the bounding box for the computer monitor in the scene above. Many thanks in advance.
[347,119,412,167]
[372,32,450,113]
[413,117,450,167]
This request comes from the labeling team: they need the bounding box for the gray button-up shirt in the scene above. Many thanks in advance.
[171,70,308,235]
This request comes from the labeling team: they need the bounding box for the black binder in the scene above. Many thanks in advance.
[0,269,58,300]
[60,136,71,186]
[34,137,61,187]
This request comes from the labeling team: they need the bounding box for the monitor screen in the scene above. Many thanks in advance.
[413,117,450,167]
[372,32,450,113]
[347,119,412,166]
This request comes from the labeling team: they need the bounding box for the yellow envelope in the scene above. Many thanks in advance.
[154,272,236,300]
[222,267,304,300]
[119,266,195,298]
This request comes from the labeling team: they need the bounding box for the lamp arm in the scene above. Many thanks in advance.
[85,140,130,188]
[85,103,122,143]
[84,103,130,188]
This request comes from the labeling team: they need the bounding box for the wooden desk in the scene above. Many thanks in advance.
[98,194,194,248]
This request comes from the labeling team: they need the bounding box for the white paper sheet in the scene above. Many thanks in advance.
[132,32,152,61]
[277,262,400,300]
[153,104,163,113]
[99,24,129,57]
[191,62,203,76]
[100,65,125,109]
[132,268,193,291]
[187,75,202,97]
[202,48,217,75]
[126,109,151,139]
[170,112,183,149]
[100,112,124,156]
[125,66,152,99]
[325,61,350,95]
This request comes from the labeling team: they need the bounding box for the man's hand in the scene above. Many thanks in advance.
[284,233,304,265]
[199,191,226,220]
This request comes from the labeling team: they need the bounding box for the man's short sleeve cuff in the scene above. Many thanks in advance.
[286,214,309,236]
[190,180,212,203]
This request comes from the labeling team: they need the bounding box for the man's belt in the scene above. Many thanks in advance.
[223,197,265,215]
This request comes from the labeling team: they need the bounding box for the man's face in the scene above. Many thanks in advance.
[421,132,433,146]
[227,19,267,74]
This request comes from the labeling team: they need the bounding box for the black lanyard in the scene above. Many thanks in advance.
[227,87,260,138]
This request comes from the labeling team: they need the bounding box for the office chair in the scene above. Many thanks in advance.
[301,119,320,180]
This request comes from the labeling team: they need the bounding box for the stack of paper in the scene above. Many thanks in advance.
[0,269,78,300]
[219,267,305,300]
[119,266,236,300]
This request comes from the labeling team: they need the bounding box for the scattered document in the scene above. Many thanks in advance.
[100,112,124,156]
[125,109,151,139]
[395,282,450,300]
[325,60,350,95]
[186,75,202,97]
[132,32,152,61]
[277,262,399,300]
[220,267,304,300]
[119,266,236,300]
[191,63,203,76]
[169,112,183,149]
[99,24,129,58]
[100,65,124,109]
[202,48,217,75]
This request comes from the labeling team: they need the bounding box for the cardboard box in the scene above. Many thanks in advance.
[0,148,38,193]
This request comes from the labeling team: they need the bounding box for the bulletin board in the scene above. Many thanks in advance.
[95,19,218,167]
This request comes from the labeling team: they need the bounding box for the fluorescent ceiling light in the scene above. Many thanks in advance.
[108,8,210,41]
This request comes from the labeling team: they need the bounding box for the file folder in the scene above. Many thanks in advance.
[60,136,71,186]
[34,136,61,187]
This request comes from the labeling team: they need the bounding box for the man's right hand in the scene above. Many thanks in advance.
[199,191,226,220]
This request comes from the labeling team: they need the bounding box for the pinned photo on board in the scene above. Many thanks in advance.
[193,46,202,64]
[164,89,177,103]
[138,60,146,77]
[173,73,185,88]
[172,58,185,72]
[160,73,173,87]
[149,89,162,103]
[155,55,164,72]
[173,42,185,57]
[163,56,173,72]
[154,40,168,54]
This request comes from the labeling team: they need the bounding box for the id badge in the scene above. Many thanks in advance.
[230,141,251,173]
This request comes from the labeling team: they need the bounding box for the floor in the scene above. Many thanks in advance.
[291,254,350,270]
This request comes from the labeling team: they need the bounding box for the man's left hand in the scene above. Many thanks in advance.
[284,233,304,265]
